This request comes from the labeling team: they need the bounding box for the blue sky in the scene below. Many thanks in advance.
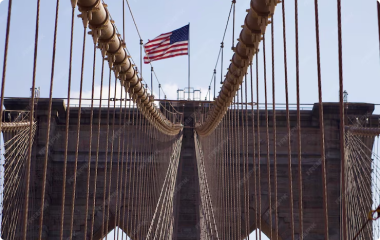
[0,0,379,239]
[0,0,379,110]
[103,227,269,240]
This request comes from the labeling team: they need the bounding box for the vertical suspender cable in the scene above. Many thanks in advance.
[38,0,60,239]
[114,70,123,240]
[90,57,105,240]
[121,11,127,226]
[123,0,125,40]
[238,84,242,239]
[69,25,87,239]
[126,99,135,236]
[233,95,237,239]
[60,3,76,239]
[249,61,255,240]
[115,85,124,238]
[337,0,347,238]
[233,0,237,232]
[147,113,153,237]
[234,94,238,239]
[140,39,143,84]
[83,39,97,240]
[23,0,41,238]
[136,103,143,239]
[314,0,330,238]
[378,0,380,59]
[220,116,228,239]
[129,99,136,238]
[281,1,295,238]
[147,110,153,237]
[120,97,129,240]
[188,23,191,99]
[101,70,112,238]
[256,52,262,240]
[230,103,233,239]
[232,0,236,48]
[117,89,126,239]
[222,118,225,238]
[228,98,232,238]
[130,104,139,237]
[225,108,229,238]
[224,112,227,239]
[0,11,12,234]
[263,34,272,240]
[0,8,14,234]
[271,14,279,240]
[294,0,304,238]
[214,69,216,99]
[221,43,224,84]
[120,14,129,230]
[106,73,117,238]
[0,0,13,132]
[244,73,249,238]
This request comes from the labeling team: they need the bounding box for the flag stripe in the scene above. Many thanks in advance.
[144,25,189,64]
[145,44,188,60]
[147,32,172,42]
[145,39,170,51]
[145,47,189,61]
[145,35,172,49]
[145,52,188,63]
[145,42,188,55]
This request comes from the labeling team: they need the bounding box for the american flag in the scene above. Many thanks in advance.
[144,25,189,64]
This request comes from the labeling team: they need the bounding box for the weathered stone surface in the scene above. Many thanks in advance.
[2,99,379,239]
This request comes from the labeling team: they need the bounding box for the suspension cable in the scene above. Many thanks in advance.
[281,1,295,239]
[38,0,60,238]
[313,0,330,238]
[263,33,272,239]
[294,0,304,238]
[204,2,234,100]
[59,4,76,239]
[271,13,280,240]
[0,0,13,134]
[23,0,41,238]
[69,25,87,239]
[256,52,262,240]
[337,0,347,238]
[90,57,105,240]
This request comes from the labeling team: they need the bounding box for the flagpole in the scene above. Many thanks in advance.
[378,0,380,60]
[188,23,191,100]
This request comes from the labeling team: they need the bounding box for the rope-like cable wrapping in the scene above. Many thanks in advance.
[196,0,279,136]
[77,0,182,136]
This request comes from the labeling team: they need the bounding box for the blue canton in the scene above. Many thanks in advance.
[170,25,189,44]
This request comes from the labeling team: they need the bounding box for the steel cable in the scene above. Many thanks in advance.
[313,0,330,238]
[38,0,60,238]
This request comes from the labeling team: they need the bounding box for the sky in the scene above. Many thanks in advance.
[0,0,379,239]
[0,0,379,109]
[103,227,269,240]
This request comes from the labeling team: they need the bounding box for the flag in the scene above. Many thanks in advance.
[144,24,189,64]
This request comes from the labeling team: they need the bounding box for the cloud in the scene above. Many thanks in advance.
[0,0,4,4]
[159,83,179,100]
[68,82,132,108]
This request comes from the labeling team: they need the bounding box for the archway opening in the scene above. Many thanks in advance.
[103,227,131,240]
[248,229,270,239]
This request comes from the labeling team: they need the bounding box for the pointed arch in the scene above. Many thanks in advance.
[103,227,131,240]
[249,229,270,240]
[247,215,284,240]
